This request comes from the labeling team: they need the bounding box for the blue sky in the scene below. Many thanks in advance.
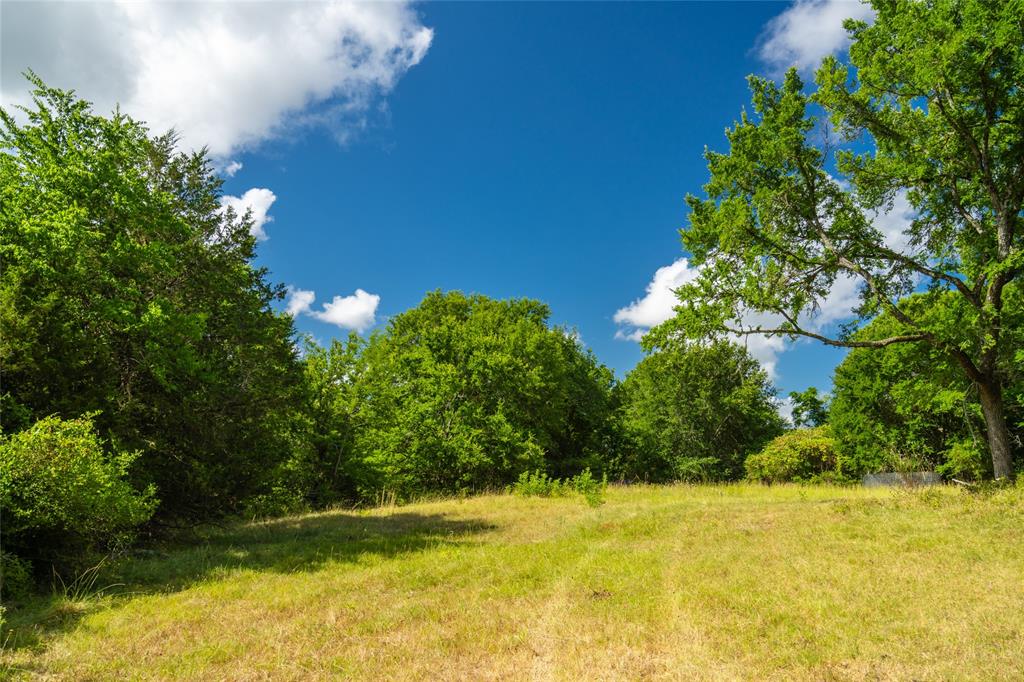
[2,0,882,401]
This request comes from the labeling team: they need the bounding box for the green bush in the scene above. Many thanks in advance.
[510,468,607,506]
[0,551,33,602]
[242,485,308,520]
[0,415,157,577]
[936,439,988,481]
[745,427,841,484]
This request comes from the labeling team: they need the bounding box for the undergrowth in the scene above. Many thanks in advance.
[509,468,608,506]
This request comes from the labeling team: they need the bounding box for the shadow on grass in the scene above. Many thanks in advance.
[1,509,496,657]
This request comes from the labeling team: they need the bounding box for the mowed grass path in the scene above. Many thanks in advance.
[3,484,1023,680]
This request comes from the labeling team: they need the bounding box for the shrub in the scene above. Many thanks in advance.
[0,415,157,577]
[745,427,841,483]
[242,485,308,520]
[936,439,988,481]
[510,469,607,506]
[0,552,33,603]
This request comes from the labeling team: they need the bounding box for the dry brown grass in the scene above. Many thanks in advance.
[3,483,1023,680]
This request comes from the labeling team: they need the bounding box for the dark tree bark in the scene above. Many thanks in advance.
[979,380,1014,479]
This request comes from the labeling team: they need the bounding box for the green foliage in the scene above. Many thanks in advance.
[510,469,607,506]
[652,0,1024,478]
[616,340,785,482]
[0,416,156,577]
[0,552,33,603]
[241,485,309,521]
[744,427,841,484]
[788,387,828,428]
[295,334,365,505]
[344,291,618,500]
[937,439,988,482]
[0,76,306,518]
[828,292,1022,479]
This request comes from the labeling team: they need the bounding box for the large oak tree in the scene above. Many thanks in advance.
[654,0,1023,477]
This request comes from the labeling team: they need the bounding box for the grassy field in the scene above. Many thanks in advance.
[3,483,1023,680]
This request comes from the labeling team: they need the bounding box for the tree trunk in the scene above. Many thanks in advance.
[978,381,1014,479]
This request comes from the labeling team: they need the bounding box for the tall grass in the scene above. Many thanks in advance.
[2,483,1022,680]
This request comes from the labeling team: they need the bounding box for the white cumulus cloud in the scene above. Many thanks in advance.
[285,287,316,317]
[314,289,380,332]
[776,395,796,423]
[285,287,380,333]
[613,258,700,341]
[1,1,433,157]
[757,0,874,74]
[220,188,277,240]
[223,160,243,177]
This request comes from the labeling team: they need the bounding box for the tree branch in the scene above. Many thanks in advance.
[870,243,982,307]
[721,323,928,349]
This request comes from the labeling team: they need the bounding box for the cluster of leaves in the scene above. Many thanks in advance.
[510,469,608,507]
[744,426,842,484]
[1,552,34,604]
[788,387,829,428]
[0,416,157,597]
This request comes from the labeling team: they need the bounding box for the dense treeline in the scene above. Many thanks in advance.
[294,292,619,507]
[0,74,775,586]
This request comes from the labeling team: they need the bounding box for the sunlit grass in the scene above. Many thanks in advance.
[3,483,1023,680]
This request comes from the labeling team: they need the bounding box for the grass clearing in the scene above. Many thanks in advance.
[3,483,1023,680]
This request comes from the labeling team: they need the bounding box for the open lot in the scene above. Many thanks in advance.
[3,484,1023,680]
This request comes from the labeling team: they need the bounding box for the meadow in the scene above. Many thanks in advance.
[3,483,1023,680]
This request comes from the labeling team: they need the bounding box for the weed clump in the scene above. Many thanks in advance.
[510,469,607,506]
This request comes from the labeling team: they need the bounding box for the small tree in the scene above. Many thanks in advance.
[0,415,157,578]
[349,291,617,498]
[653,0,1023,477]
[788,387,829,428]
[616,340,784,482]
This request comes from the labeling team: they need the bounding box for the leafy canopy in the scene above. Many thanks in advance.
[0,75,305,517]
[343,291,617,499]
[651,0,1023,477]
[616,340,784,482]
[788,387,829,428]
